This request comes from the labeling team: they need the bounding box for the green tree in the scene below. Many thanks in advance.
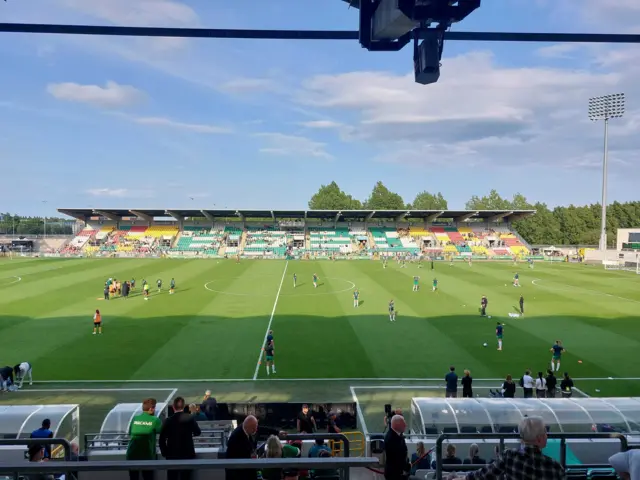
[411,191,448,210]
[364,181,405,210]
[465,189,512,210]
[308,181,362,210]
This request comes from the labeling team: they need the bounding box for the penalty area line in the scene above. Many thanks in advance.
[253,260,288,380]
[350,386,369,437]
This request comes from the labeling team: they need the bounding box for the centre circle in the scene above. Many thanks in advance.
[204,276,355,297]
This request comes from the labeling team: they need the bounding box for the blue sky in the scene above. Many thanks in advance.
[1,0,640,216]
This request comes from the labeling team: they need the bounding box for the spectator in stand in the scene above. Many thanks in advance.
[200,390,217,420]
[441,444,463,468]
[383,415,411,480]
[461,370,473,398]
[448,416,564,480]
[159,397,201,480]
[188,404,207,421]
[261,436,287,480]
[609,450,640,480]
[30,419,54,459]
[560,372,574,398]
[502,375,516,398]
[308,438,331,458]
[297,404,316,434]
[521,370,534,399]
[225,415,258,480]
[463,444,486,466]
[546,370,557,398]
[535,372,547,398]
[410,441,432,475]
[445,366,458,398]
[26,444,54,480]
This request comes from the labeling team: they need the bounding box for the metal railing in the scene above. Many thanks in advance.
[0,457,378,479]
[434,432,628,479]
[0,438,72,461]
[282,433,351,457]
[84,429,228,451]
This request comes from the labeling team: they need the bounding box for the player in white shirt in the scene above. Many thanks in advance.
[13,362,33,388]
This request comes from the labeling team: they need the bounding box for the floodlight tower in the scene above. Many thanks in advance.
[588,93,625,252]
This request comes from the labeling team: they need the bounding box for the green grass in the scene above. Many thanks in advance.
[2,257,640,433]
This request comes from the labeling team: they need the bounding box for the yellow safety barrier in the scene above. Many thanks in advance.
[330,431,366,457]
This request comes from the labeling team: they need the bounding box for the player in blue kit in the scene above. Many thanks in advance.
[528,258,534,269]
[353,289,359,308]
[496,322,504,351]
[388,300,396,322]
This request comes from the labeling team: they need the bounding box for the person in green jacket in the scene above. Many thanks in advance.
[126,398,163,480]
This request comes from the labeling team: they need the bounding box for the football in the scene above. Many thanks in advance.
[483,343,488,347]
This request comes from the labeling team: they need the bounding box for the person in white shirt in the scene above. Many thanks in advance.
[535,371,547,398]
[522,370,534,399]
[13,362,33,388]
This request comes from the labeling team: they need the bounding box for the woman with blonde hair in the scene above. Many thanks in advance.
[262,435,284,480]
[410,441,431,475]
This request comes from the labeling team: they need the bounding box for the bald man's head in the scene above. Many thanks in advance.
[390,415,406,433]
[243,415,258,435]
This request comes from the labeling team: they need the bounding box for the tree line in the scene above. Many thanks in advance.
[0,213,74,236]
[308,181,640,246]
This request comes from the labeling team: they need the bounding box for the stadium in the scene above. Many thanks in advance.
[3,1,640,479]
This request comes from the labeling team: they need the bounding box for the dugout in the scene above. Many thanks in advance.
[85,402,169,450]
[408,397,640,467]
[0,404,80,463]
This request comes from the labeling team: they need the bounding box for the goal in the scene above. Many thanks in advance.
[603,253,640,274]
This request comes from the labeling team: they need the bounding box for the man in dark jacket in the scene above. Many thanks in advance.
[159,397,201,480]
[225,415,259,480]
[384,415,410,479]
[200,390,217,421]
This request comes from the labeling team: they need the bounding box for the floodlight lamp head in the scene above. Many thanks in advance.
[588,93,625,121]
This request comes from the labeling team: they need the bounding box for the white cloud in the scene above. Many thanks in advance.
[47,81,145,108]
[86,188,129,197]
[535,44,580,59]
[300,120,344,129]
[219,78,279,94]
[294,50,637,168]
[60,0,198,26]
[132,116,233,134]
[254,133,333,160]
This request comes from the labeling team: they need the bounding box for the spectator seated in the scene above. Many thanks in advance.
[245,226,288,256]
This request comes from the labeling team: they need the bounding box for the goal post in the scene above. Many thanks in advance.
[603,252,640,273]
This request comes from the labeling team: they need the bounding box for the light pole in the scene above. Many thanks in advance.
[588,93,625,252]
[42,200,48,238]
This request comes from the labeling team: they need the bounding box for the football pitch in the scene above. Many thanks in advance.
[2,257,640,434]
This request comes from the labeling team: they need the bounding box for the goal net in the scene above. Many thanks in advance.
[603,253,640,274]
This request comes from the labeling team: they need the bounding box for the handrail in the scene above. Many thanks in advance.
[0,438,72,460]
[0,457,379,474]
[282,433,351,457]
[434,432,628,479]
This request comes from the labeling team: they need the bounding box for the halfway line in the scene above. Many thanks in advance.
[252,261,288,380]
